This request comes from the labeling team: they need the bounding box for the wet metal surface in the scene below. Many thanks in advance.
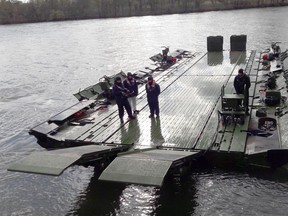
[8,145,116,175]
[103,51,250,150]
[46,51,254,152]
[99,149,199,186]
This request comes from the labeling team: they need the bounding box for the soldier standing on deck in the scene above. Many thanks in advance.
[123,72,139,114]
[234,68,251,115]
[112,77,135,123]
[146,76,160,118]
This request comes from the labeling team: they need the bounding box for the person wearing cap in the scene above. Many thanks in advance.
[234,68,251,115]
[123,72,139,114]
[146,76,160,118]
[112,77,135,123]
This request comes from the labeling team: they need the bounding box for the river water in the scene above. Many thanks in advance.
[1,6,288,216]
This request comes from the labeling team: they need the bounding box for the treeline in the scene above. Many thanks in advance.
[0,0,101,24]
[1,0,288,24]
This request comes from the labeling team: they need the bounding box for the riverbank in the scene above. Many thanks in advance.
[97,0,288,17]
[0,0,288,24]
[1,6,288,215]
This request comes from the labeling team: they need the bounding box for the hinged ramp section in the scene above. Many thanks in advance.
[8,145,120,176]
[99,149,200,186]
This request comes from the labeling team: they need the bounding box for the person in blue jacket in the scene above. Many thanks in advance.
[112,77,135,123]
[123,72,139,114]
[146,76,160,118]
[234,68,251,114]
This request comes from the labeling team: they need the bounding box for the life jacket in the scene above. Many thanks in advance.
[125,77,135,86]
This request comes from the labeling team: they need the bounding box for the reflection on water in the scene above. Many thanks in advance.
[207,52,224,66]
[70,170,198,216]
[230,51,247,64]
[71,168,288,216]
[117,185,158,215]
[120,118,141,145]
[69,175,126,216]
[150,118,165,146]
[1,6,288,216]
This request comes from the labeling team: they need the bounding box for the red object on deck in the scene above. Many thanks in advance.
[74,110,85,118]
[262,55,268,60]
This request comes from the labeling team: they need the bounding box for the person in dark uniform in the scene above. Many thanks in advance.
[123,72,139,114]
[112,77,135,123]
[146,76,160,118]
[234,68,251,115]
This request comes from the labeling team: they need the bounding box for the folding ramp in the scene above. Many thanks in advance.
[99,149,200,186]
[8,145,129,176]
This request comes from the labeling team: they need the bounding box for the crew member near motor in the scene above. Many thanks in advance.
[123,72,139,114]
[112,77,135,123]
[234,68,251,115]
[146,76,160,118]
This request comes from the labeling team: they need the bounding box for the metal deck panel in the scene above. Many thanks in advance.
[99,157,172,186]
[156,76,227,148]
[121,149,198,160]
[8,145,114,175]
[103,76,229,148]
[219,131,233,151]
[50,104,119,141]
[8,153,80,176]
[99,149,198,186]
[31,122,59,135]
[103,51,252,149]
[49,100,95,123]
[229,116,249,152]
[84,55,203,142]
[53,51,253,152]
[196,101,222,150]
[173,51,246,76]
[195,51,257,152]
[49,55,202,142]
[75,54,203,142]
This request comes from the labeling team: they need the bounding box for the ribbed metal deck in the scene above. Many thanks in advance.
[96,51,250,151]
[48,51,253,152]
[8,145,129,175]
[99,149,200,186]
[11,49,288,183]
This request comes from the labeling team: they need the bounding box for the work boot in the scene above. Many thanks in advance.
[120,118,124,124]
[129,116,136,120]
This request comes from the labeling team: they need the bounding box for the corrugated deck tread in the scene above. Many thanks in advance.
[8,145,115,175]
[99,149,199,186]
[46,51,255,153]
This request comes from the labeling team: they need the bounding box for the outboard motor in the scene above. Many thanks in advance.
[162,47,169,62]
